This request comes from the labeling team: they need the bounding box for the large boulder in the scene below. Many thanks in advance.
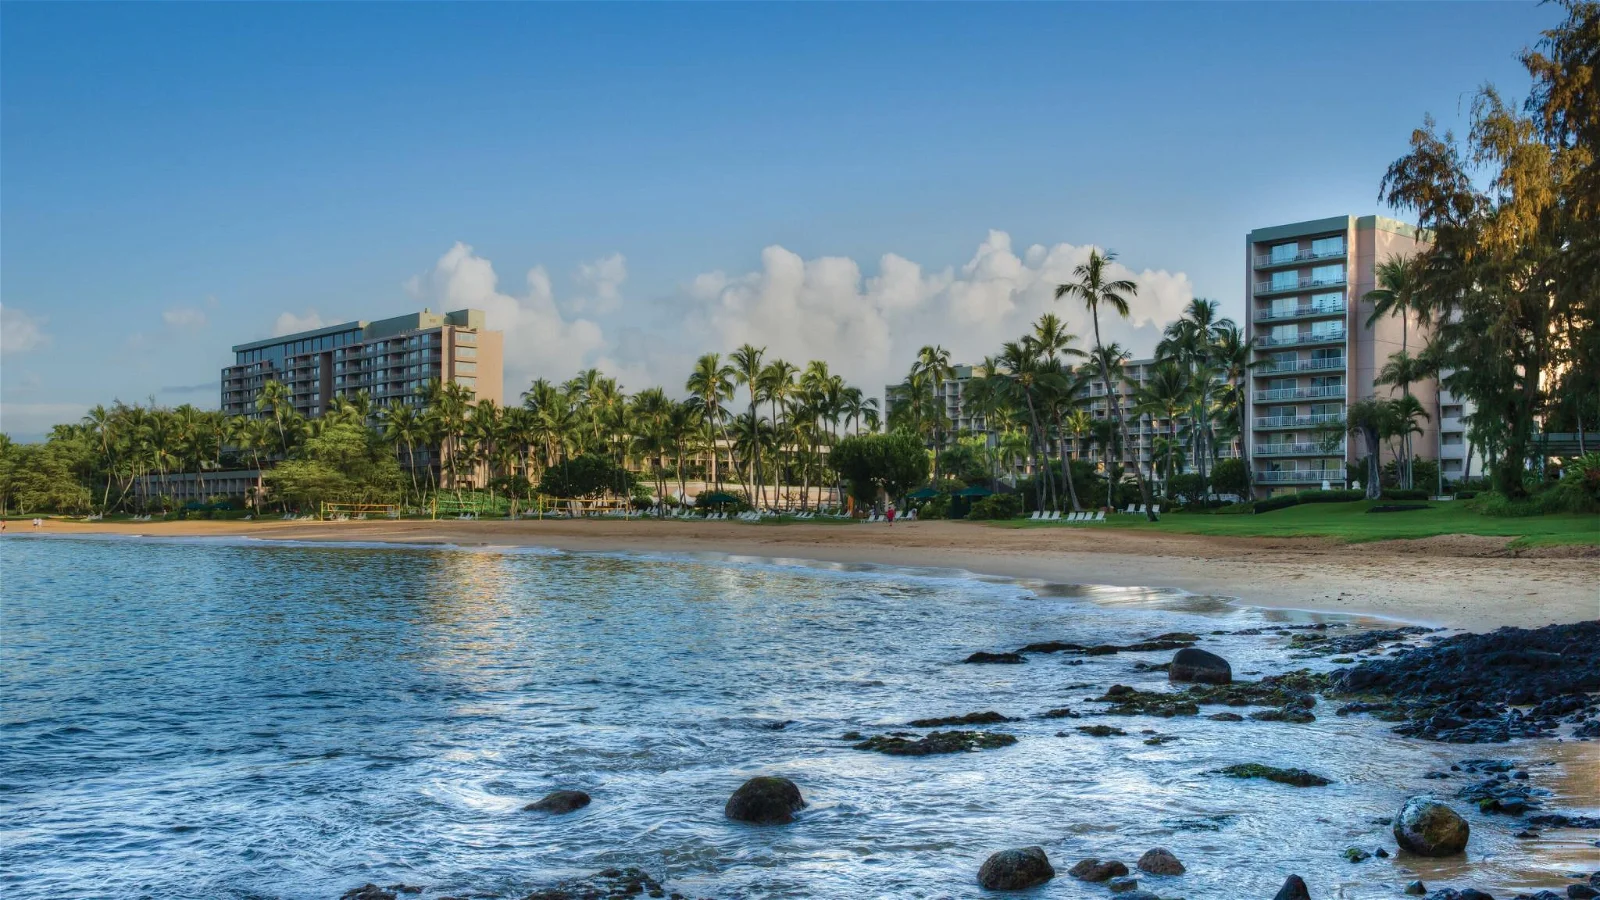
[724,776,806,825]
[1169,648,1232,685]
[1393,797,1470,856]
[1136,847,1185,875]
[976,846,1054,891]
[1068,858,1129,882]
[1272,874,1311,900]
[523,789,591,814]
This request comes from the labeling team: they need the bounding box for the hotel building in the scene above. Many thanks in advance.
[1244,215,1470,496]
[221,309,503,419]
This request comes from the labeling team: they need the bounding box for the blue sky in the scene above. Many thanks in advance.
[0,2,1553,440]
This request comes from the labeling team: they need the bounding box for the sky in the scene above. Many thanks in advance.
[0,2,1556,441]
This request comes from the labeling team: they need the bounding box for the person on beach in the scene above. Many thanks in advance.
[886,503,896,526]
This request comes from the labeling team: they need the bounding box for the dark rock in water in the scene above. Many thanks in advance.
[1458,775,1539,815]
[725,776,806,824]
[1155,632,1201,642]
[1394,797,1470,856]
[1251,707,1317,723]
[1567,884,1600,899]
[1136,847,1185,875]
[1332,621,1600,744]
[760,720,794,730]
[1116,893,1161,900]
[840,730,863,741]
[524,789,591,814]
[1143,734,1177,745]
[977,846,1054,890]
[1039,707,1079,719]
[1342,847,1372,862]
[1076,724,1126,737]
[965,651,1026,664]
[1291,625,1435,655]
[1067,858,1128,882]
[1375,848,1389,858]
[854,730,1017,755]
[1214,763,1331,787]
[1405,881,1427,896]
[1526,812,1600,828]
[341,887,396,900]
[1085,644,1123,656]
[1272,874,1311,900]
[1209,712,1245,722]
[1097,687,1200,718]
[1575,718,1600,740]
[907,711,1012,728]
[1107,684,1136,697]
[1169,647,1232,685]
[1017,640,1086,654]
[1122,639,1195,652]
[522,867,682,900]
[1107,875,1140,892]
[1423,890,1495,900]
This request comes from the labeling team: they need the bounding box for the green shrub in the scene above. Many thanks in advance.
[1454,490,1479,500]
[967,493,1023,520]
[1211,458,1248,497]
[1252,494,1300,514]
[1381,488,1430,501]
[918,495,950,520]
[1294,489,1365,504]
[1367,503,1431,513]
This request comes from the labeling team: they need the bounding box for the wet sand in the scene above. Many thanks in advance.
[33,518,1600,631]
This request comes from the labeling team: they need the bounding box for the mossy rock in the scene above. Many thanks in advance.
[1213,763,1331,787]
[906,710,1012,728]
[854,730,1017,755]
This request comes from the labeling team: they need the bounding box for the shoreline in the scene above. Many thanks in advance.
[25,518,1600,631]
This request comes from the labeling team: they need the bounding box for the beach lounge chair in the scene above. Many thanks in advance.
[1152,505,1161,515]
[1047,511,1060,521]
[1070,512,1082,522]
[1124,503,1135,514]
[1028,510,1040,521]
[1094,510,1105,522]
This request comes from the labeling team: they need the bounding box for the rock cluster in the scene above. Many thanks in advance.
[853,730,1017,755]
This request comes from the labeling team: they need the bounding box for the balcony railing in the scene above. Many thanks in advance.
[1255,274,1347,296]
[1254,413,1344,430]
[1255,356,1346,375]
[1254,302,1346,323]
[1256,441,1346,457]
[1256,329,1346,348]
[1253,246,1347,268]
[1255,469,1343,484]
[1254,385,1345,403]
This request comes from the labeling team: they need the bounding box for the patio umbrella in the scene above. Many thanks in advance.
[956,485,994,497]
[906,486,940,500]
[697,491,741,506]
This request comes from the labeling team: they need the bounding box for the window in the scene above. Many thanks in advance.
[1311,319,1343,337]
[455,376,476,389]
[1271,270,1300,291]
[456,346,477,359]
[1443,434,1464,446]
[1312,348,1344,362]
[1443,405,1463,418]
[1310,403,1342,417]
[1310,292,1342,311]
[1272,324,1298,341]
[1311,236,1345,256]
[1311,264,1343,285]
[1270,242,1299,263]
[455,362,477,375]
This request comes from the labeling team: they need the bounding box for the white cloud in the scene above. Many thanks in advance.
[274,310,329,336]
[569,252,628,315]
[162,307,208,329]
[0,402,87,441]
[407,242,607,391]
[0,304,51,355]
[670,231,1194,398]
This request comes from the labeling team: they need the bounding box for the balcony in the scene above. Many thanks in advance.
[1254,356,1346,376]
[1254,412,1344,430]
[1253,384,1345,403]
[1253,246,1348,270]
[1256,441,1346,457]
[1255,469,1343,484]
[1254,302,1346,323]
[1256,329,1347,349]
[1254,274,1347,297]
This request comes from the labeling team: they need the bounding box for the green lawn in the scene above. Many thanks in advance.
[989,500,1600,547]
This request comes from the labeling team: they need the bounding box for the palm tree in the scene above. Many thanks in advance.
[1377,351,1432,487]
[1364,254,1425,358]
[1130,360,1193,500]
[758,358,798,507]
[380,401,424,504]
[910,345,955,477]
[685,353,736,491]
[1056,249,1157,519]
[730,344,766,506]
[1343,398,1389,500]
[255,380,295,456]
[1212,322,1257,497]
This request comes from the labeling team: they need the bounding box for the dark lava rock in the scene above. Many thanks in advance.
[1067,858,1129,882]
[907,711,1012,728]
[1107,875,1140,892]
[724,776,806,824]
[1527,812,1600,828]
[1136,847,1185,875]
[854,730,1017,755]
[1076,725,1127,737]
[1332,621,1600,744]
[1209,712,1245,722]
[1394,797,1470,856]
[1169,647,1233,685]
[1251,707,1317,723]
[1343,847,1372,862]
[760,720,794,730]
[1406,882,1428,896]
[1568,884,1600,899]
[1214,763,1331,787]
[976,846,1054,891]
[1143,734,1178,745]
[1123,639,1196,652]
[965,651,1026,664]
[1458,775,1539,815]
[1155,632,1201,642]
[1272,874,1311,900]
[1423,891,1495,900]
[1017,640,1086,654]
[1116,893,1161,900]
[1291,625,1436,655]
[1039,707,1079,719]
[840,730,863,741]
[522,867,684,900]
[524,789,591,814]
[1097,687,1200,717]
[341,887,396,900]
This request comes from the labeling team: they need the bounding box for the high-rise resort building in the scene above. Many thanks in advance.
[221,308,503,419]
[1244,215,1472,497]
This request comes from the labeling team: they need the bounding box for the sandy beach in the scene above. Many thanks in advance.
[32,518,1599,631]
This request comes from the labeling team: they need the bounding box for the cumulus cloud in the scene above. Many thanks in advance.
[406,242,607,390]
[162,307,208,329]
[1,304,51,355]
[569,252,628,315]
[273,310,329,336]
[670,231,1193,397]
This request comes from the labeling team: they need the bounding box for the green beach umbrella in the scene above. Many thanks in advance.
[697,491,741,506]
[955,485,993,497]
[906,486,940,500]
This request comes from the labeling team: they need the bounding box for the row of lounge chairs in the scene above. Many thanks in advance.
[1123,504,1162,515]
[1028,510,1107,522]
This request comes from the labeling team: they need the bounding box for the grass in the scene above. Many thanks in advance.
[989,499,1600,547]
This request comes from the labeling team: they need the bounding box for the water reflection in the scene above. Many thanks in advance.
[0,536,1593,900]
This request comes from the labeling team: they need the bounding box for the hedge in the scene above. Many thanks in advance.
[1381,488,1431,501]
[1251,494,1302,514]
[1295,489,1364,504]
